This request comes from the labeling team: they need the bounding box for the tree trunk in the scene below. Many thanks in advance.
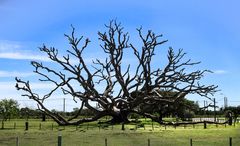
[109,110,130,124]
[158,114,163,124]
[42,113,46,122]
[228,116,233,126]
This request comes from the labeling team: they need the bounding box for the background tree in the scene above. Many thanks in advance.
[19,107,42,120]
[224,106,240,124]
[0,99,19,121]
[139,94,199,122]
[16,21,218,126]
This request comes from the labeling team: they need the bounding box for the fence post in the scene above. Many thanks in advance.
[229,137,232,146]
[121,122,125,131]
[1,121,4,129]
[25,122,28,131]
[204,121,207,129]
[58,134,62,146]
[105,138,108,146]
[190,138,192,146]
[16,136,19,146]
[148,139,150,146]
[151,121,154,130]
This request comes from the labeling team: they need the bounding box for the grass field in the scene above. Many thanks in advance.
[0,119,239,146]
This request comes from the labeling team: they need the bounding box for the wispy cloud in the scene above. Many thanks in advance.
[0,52,50,61]
[0,40,99,63]
[0,81,57,109]
[0,40,50,61]
[0,81,56,100]
[213,70,228,75]
[0,40,21,51]
[0,71,34,78]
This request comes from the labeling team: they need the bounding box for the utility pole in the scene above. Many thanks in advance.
[63,98,66,113]
[224,96,228,109]
[213,98,216,122]
[204,100,206,116]
[206,101,208,111]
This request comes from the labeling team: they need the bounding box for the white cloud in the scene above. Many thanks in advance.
[0,41,21,51]
[0,52,50,61]
[0,40,110,65]
[0,81,79,108]
[214,70,228,75]
[29,82,56,90]
[0,81,16,91]
[0,81,64,110]
[0,70,34,78]
[0,40,50,61]
[0,81,103,111]
[0,81,56,105]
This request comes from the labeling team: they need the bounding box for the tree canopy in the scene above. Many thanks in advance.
[16,21,218,125]
[0,99,19,121]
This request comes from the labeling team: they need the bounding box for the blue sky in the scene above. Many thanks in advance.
[0,0,240,110]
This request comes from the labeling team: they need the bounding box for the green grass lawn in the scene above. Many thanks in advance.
[0,119,239,146]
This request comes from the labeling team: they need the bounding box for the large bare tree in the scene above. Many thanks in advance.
[15,21,218,125]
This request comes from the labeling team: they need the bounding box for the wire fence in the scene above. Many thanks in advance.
[1,118,240,131]
[0,119,240,146]
[0,135,239,146]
